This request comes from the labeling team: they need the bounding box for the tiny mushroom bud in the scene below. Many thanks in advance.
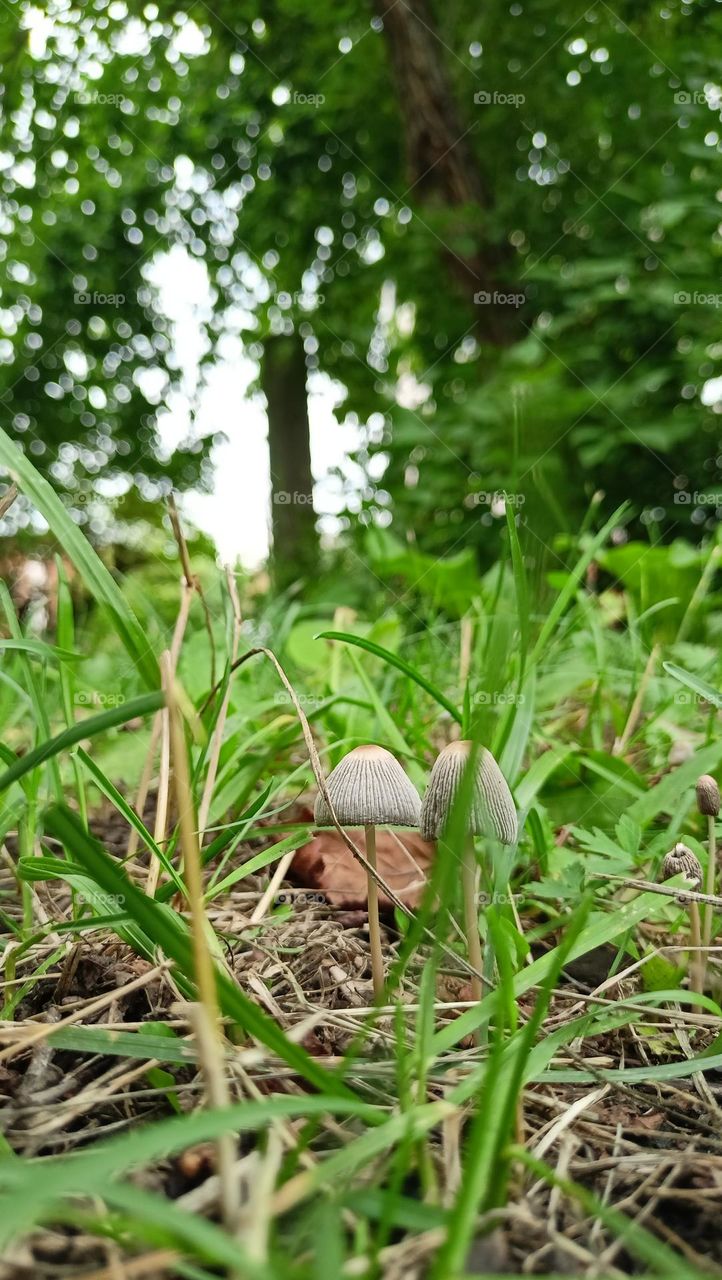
[696,774,721,818]
[421,740,517,1007]
[661,842,703,994]
[314,745,421,1000]
[662,842,702,887]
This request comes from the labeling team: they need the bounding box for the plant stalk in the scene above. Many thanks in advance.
[365,823,385,1001]
[690,900,704,995]
[163,651,240,1240]
[462,836,483,1005]
[703,813,717,950]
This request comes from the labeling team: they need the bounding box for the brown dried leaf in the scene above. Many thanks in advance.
[291,827,435,910]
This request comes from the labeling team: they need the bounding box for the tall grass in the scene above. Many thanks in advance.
[0,442,719,1277]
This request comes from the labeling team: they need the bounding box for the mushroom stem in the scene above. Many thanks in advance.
[365,824,385,1001]
[703,814,717,950]
[462,835,483,1004]
[690,900,703,995]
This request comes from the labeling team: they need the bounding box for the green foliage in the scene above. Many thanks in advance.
[2,0,721,569]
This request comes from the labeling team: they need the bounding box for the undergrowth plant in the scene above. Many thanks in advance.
[0,438,721,1277]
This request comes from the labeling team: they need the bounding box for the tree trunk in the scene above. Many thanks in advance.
[375,0,519,343]
[261,333,318,588]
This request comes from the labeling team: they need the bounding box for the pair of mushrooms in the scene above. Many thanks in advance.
[314,741,518,1000]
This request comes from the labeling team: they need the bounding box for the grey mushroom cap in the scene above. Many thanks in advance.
[662,842,703,887]
[314,744,422,827]
[696,774,721,818]
[420,740,518,844]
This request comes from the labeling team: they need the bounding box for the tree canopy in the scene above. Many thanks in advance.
[1,0,721,559]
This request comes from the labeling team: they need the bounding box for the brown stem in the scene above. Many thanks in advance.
[690,901,704,995]
[703,813,717,950]
[365,824,385,1002]
[0,482,18,521]
[462,836,483,1004]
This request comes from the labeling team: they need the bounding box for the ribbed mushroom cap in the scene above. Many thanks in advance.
[314,745,421,827]
[696,774,721,817]
[420,740,518,844]
[662,842,703,887]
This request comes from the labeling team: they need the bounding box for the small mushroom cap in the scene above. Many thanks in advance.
[696,774,721,817]
[420,740,518,844]
[314,744,421,827]
[661,842,703,887]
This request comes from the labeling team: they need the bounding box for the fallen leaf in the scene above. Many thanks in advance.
[291,827,435,910]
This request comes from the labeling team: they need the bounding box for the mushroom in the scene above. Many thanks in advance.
[662,842,703,995]
[420,740,517,1002]
[314,744,421,1000]
[696,773,720,956]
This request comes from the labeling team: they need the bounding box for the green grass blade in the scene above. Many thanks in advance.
[315,631,462,722]
[0,692,164,794]
[0,639,82,662]
[75,746,183,892]
[0,425,158,688]
[42,803,361,1100]
[505,501,529,678]
[662,661,722,709]
[527,503,628,669]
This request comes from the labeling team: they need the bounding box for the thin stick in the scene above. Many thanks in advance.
[613,643,659,756]
[131,579,192,871]
[588,872,722,908]
[163,651,240,1238]
[365,824,385,1001]
[168,491,216,687]
[690,901,704,995]
[462,836,483,1004]
[163,652,218,1022]
[703,813,717,950]
[146,582,194,894]
[198,568,242,841]
[189,1003,241,1235]
[0,964,167,1064]
[459,615,473,687]
[0,482,18,521]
